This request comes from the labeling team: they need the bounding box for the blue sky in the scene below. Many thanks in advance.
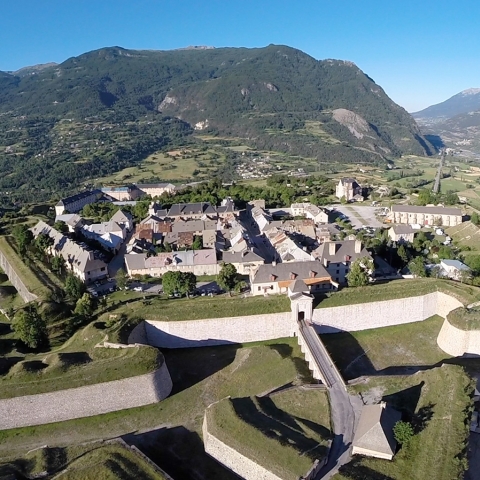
[2,0,479,112]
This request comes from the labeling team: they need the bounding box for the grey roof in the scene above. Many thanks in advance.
[167,202,219,217]
[353,403,401,457]
[288,279,309,293]
[111,209,132,224]
[391,205,462,215]
[252,261,331,284]
[56,189,101,207]
[390,225,416,234]
[340,177,360,187]
[314,240,371,263]
[222,250,264,264]
[441,259,470,270]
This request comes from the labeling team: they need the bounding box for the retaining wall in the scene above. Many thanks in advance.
[437,319,480,356]
[0,248,37,303]
[312,292,463,333]
[0,361,172,430]
[136,312,295,348]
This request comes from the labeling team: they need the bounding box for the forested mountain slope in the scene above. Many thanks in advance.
[0,45,434,202]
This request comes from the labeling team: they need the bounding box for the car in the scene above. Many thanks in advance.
[133,286,143,292]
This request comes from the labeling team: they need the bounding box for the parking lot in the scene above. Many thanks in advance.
[334,205,386,229]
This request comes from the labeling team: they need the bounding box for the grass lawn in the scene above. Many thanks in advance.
[102,293,291,321]
[321,316,450,380]
[0,441,167,480]
[447,306,480,330]
[207,389,331,480]
[0,236,51,299]
[446,221,480,250]
[0,337,312,478]
[0,321,161,399]
[316,278,480,308]
[335,365,473,480]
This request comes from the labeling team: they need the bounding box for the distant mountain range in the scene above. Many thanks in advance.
[0,45,435,201]
[413,89,480,157]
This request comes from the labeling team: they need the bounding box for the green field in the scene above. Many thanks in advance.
[207,389,331,480]
[335,365,473,480]
[321,315,449,380]
[317,278,480,308]
[446,221,480,250]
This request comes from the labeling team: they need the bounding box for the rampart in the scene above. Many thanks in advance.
[0,360,172,430]
[0,248,37,303]
[134,312,295,348]
[437,319,480,356]
[311,291,463,333]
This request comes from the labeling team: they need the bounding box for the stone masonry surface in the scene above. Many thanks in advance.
[0,249,37,303]
[437,318,480,356]
[0,362,172,430]
[138,312,295,348]
[312,292,463,333]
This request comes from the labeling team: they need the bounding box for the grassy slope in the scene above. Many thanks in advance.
[0,236,50,298]
[317,278,480,308]
[447,306,480,331]
[207,389,331,480]
[336,365,473,480]
[321,315,450,380]
[0,322,161,399]
[0,338,310,462]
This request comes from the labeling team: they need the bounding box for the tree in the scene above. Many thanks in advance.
[397,244,409,266]
[162,271,197,296]
[393,421,414,446]
[12,225,33,255]
[471,212,480,226]
[12,306,48,349]
[53,220,69,234]
[115,268,128,290]
[74,293,95,318]
[409,257,427,277]
[346,257,373,287]
[34,233,53,257]
[65,273,86,301]
[51,255,66,274]
[192,235,203,250]
[217,263,238,293]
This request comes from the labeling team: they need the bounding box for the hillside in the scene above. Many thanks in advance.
[413,88,480,121]
[0,45,435,203]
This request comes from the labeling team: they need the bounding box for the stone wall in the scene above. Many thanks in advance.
[137,312,295,348]
[202,409,285,480]
[312,292,463,333]
[0,248,37,303]
[437,319,480,356]
[0,361,172,430]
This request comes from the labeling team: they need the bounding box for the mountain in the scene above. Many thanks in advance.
[413,88,480,121]
[11,62,58,77]
[0,45,434,202]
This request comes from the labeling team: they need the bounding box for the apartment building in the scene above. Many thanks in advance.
[388,205,462,227]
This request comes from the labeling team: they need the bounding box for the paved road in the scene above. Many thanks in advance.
[108,229,134,278]
[298,321,355,480]
[239,212,275,262]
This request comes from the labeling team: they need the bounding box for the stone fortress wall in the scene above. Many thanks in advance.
[437,318,480,356]
[0,248,38,303]
[0,359,172,430]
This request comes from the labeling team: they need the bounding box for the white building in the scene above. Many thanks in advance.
[388,205,462,227]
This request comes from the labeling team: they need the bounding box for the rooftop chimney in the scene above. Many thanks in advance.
[354,240,362,254]
[290,272,297,280]
[329,242,337,256]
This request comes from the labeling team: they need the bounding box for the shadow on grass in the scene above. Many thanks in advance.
[162,344,240,394]
[0,337,16,355]
[231,396,328,461]
[106,452,158,480]
[0,458,34,480]
[123,426,239,480]
[0,322,11,336]
[382,381,425,418]
[337,456,396,480]
[0,356,23,375]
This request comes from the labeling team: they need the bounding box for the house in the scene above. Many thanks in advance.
[440,259,471,281]
[81,220,126,253]
[110,210,133,232]
[221,249,265,275]
[250,261,336,296]
[54,214,84,233]
[352,403,401,460]
[31,221,108,283]
[55,189,102,216]
[290,203,329,224]
[316,223,341,243]
[135,183,176,198]
[124,249,219,277]
[336,178,362,202]
[388,225,416,243]
[388,205,462,227]
[312,240,372,284]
